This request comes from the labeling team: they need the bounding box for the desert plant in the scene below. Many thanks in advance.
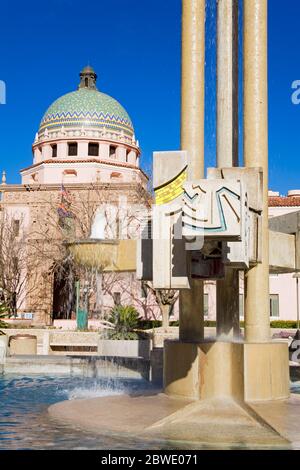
[108,305,140,340]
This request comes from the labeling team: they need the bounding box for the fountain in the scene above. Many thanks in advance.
[49,0,300,448]
[67,239,136,272]
[66,208,137,329]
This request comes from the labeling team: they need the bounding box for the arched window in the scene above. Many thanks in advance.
[85,77,89,87]
[51,144,57,158]
[88,142,99,156]
[68,142,78,156]
[109,145,117,158]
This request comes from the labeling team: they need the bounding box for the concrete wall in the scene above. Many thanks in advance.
[3,355,150,380]
[2,329,151,358]
[3,329,99,355]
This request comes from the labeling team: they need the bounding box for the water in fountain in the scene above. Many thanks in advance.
[90,208,106,239]
[205,0,217,171]
[0,373,298,450]
[0,374,155,450]
[205,0,244,169]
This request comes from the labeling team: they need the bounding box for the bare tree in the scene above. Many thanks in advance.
[144,282,179,329]
[0,212,41,316]
[30,182,152,320]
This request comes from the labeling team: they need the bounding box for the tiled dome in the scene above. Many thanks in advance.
[39,84,134,138]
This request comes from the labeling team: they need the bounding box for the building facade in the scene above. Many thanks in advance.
[0,66,160,325]
[268,190,300,322]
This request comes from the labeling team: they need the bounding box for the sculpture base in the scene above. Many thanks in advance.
[244,342,290,401]
[164,340,289,402]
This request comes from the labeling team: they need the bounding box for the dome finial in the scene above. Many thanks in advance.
[78,65,98,90]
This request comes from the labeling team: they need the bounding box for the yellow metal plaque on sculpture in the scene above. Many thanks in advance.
[155,168,187,205]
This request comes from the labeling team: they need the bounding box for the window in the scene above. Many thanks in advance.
[13,220,20,237]
[270,294,279,317]
[85,77,89,87]
[126,149,130,162]
[68,142,78,156]
[51,144,57,158]
[239,294,244,318]
[204,293,209,317]
[63,169,77,177]
[109,145,117,158]
[110,172,122,180]
[113,292,121,306]
[88,143,99,156]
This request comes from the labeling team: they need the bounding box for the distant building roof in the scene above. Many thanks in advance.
[269,196,300,207]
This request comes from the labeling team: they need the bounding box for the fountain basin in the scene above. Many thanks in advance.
[48,392,299,449]
[67,239,137,272]
[3,355,150,380]
[98,338,151,360]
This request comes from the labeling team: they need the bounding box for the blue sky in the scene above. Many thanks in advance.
[0,0,299,194]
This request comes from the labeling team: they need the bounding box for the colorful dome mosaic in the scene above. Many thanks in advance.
[39,87,134,138]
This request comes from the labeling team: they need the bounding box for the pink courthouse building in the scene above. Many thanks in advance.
[0,66,161,325]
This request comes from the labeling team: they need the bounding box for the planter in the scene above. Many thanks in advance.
[9,334,37,355]
[97,338,151,359]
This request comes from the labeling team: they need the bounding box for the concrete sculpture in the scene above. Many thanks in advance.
[137,0,291,404]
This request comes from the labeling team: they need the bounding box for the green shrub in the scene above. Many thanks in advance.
[134,318,299,331]
[107,305,141,340]
[270,320,298,329]
[138,320,162,330]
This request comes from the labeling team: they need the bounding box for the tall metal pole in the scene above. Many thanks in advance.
[179,0,205,342]
[216,0,240,339]
[75,280,80,319]
[244,0,270,342]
